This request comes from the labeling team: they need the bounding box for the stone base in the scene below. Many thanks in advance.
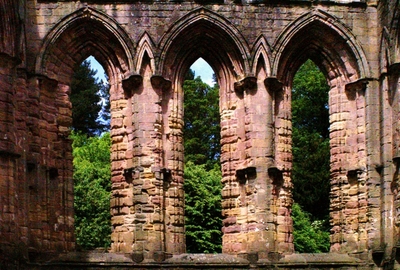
[6,252,380,269]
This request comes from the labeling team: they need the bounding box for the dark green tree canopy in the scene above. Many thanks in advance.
[183,68,222,253]
[184,162,222,253]
[292,203,330,253]
[70,59,110,136]
[292,59,330,221]
[183,72,220,169]
[71,131,111,250]
[70,59,111,250]
[292,60,330,139]
[291,59,330,252]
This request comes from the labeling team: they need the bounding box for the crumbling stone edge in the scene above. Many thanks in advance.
[16,252,373,269]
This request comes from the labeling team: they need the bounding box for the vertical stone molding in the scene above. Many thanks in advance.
[273,82,294,254]
[0,55,19,157]
[110,74,144,254]
[326,79,369,255]
[264,77,289,255]
[390,69,400,258]
[342,80,368,254]
[150,76,186,255]
[220,76,242,256]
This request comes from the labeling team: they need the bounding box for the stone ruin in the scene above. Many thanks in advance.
[1,0,400,269]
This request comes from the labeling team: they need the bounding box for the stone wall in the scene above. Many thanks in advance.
[1,0,400,268]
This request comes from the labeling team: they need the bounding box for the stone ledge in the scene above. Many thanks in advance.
[166,253,249,265]
[18,252,373,269]
[278,253,363,265]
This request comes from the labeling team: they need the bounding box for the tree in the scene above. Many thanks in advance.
[292,60,330,139]
[292,59,330,221]
[70,59,110,136]
[70,60,111,249]
[183,73,220,169]
[184,161,222,253]
[71,131,111,250]
[291,59,330,252]
[292,203,330,253]
[183,69,223,253]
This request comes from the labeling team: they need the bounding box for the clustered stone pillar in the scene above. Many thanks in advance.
[328,78,369,255]
[390,70,400,256]
[221,74,294,259]
[272,82,294,254]
[27,78,75,254]
[110,70,185,259]
[0,53,20,260]
[1,48,75,263]
[264,77,294,255]
[220,76,242,255]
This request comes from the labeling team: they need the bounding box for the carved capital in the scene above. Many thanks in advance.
[122,73,143,97]
[393,155,400,167]
[38,75,58,92]
[264,77,283,93]
[388,63,400,77]
[0,147,21,158]
[346,168,361,185]
[236,166,256,183]
[234,76,257,95]
[345,78,369,93]
[151,75,172,92]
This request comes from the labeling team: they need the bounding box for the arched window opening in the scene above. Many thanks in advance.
[70,56,112,251]
[70,56,110,136]
[183,58,222,253]
[291,59,330,253]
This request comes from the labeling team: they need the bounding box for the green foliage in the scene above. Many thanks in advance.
[184,162,222,253]
[183,70,222,253]
[292,60,330,138]
[183,74,220,169]
[292,203,330,253]
[71,131,111,250]
[292,59,330,221]
[291,59,331,252]
[71,59,110,136]
[292,128,330,220]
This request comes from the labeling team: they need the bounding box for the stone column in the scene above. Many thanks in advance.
[235,75,289,259]
[0,55,19,157]
[221,76,243,255]
[111,70,184,260]
[233,77,259,258]
[330,79,368,255]
[151,76,185,256]
[361,78,385,262]
[272,81,293,254]
[222,74,293,259]
[344,80,368,254]
[264,78,291,256]
[151,75,185,257]
[110,74,144,255]
[0,54,21,261]
[388,68,400,261]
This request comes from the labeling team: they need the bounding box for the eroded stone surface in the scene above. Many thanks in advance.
[1,0,400,269]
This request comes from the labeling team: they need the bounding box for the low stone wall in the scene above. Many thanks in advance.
[7,252,377,270]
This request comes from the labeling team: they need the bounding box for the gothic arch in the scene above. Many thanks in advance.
[35,7,135,84]
[135,32,156,74]
[272,9,372,254]
[273,9,369,85]
[157,7,251,86]
[251,35,272,77]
